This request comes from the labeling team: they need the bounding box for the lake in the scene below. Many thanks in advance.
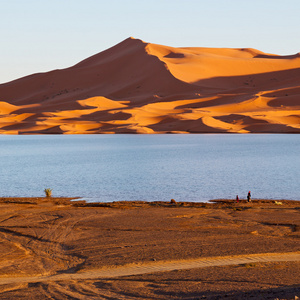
[0,134,299,202]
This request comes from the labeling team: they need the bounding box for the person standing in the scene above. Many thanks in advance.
[247,191,251,202]
[236,195,239,203]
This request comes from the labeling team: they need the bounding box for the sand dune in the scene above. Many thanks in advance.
[0,37,299,134]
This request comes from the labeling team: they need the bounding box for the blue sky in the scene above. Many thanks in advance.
[1,0,299,83]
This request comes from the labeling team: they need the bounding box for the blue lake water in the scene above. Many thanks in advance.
[0,134,299,202]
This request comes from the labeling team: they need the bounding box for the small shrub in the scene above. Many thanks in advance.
[44,188,52,197]
[242,263,258,268]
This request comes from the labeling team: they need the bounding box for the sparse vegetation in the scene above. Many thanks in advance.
[242,263,258,268]
[44,188,52,197]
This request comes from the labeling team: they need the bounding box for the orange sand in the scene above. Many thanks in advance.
[0,199,299,298]
[0,37,299,134]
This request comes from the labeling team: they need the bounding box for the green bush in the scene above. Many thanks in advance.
[44,188,52,197]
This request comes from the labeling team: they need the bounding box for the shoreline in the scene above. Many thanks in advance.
[0,197,299,299]
[1,196,299,207]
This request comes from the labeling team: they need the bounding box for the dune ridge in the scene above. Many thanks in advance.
[0,37,299,134]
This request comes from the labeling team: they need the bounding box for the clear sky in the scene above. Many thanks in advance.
[1,0,299,83]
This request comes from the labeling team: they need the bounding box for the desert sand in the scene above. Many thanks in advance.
[0,198,299,299]
[0,37,299,134]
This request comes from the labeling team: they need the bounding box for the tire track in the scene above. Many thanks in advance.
[0,251,299,286]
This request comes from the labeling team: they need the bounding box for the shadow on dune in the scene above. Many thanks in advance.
[192,67,300,91]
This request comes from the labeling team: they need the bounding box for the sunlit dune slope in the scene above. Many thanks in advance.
[0,37,299,134]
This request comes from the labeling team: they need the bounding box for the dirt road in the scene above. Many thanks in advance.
[0,252,299,286]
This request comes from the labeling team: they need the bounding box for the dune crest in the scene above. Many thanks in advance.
[0,38,299,134]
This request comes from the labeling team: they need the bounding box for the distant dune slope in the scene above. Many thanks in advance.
[0,37,299,134]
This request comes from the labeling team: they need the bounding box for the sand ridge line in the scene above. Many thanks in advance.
[0,252,299,286]
[1,38,300,134]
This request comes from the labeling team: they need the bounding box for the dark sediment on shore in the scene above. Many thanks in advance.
[1,197,299,208]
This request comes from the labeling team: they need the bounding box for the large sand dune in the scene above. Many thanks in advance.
[0,37,299,134]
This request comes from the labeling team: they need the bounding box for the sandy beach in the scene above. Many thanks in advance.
[0,197,299,299]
